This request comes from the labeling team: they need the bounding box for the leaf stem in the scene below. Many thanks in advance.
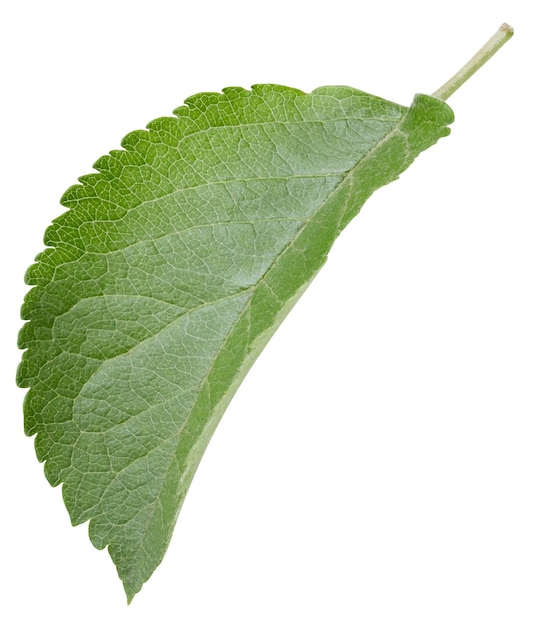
[432,23,514,101]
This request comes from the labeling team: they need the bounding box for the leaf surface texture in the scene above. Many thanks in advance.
[18,84,453,600]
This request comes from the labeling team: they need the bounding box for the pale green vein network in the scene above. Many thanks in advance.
[17,84,453,601]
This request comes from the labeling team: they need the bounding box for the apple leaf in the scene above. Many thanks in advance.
[18,83,455,601]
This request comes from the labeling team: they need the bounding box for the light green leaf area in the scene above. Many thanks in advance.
[17,84,453,601]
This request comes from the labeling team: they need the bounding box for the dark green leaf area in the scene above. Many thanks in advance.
[17,84,453,601]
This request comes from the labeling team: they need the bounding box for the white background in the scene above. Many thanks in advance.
[2,1,534,623]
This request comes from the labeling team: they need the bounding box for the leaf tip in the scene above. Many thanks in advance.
[125,590,136,605]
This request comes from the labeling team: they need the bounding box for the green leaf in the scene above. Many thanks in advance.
[18,84,453,601]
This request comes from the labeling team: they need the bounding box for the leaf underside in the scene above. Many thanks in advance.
[17,84,453,601]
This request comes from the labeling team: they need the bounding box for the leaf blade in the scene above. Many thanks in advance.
[17,85,453,600]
